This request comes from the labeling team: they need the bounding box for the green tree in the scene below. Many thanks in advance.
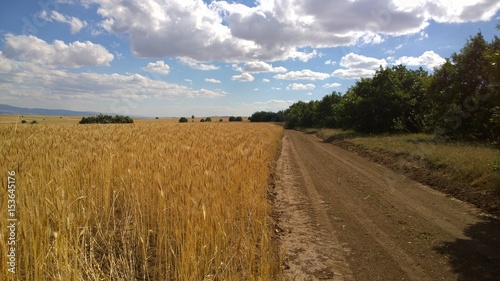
[79,114,133,124]
[313,91,342,128]
[337,65,429,133]
[284,101,317,128]
[179,117,188,123]
[428,33,500,140]
[249,111,285,122]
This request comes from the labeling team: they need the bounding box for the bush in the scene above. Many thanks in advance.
[219,119,223,122]
[21,120,27,124]
[205,117,212,122]
[31,120,38,124]
[80,114,134,124]
[229,116,243,122]
[179,117,188,123]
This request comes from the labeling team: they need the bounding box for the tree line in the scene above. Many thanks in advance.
[251,32,500,142]
[80,114,134,124]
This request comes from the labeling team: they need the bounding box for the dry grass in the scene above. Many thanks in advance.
[0,115,83,124]
[136,117,250,124]
[314,129,500,191]
[0,122,283,280]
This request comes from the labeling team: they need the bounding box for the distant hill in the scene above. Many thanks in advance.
[0,104,99,116]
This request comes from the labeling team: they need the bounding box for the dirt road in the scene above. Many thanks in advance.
[274,130,500,281]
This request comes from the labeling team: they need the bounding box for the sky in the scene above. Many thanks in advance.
[1,0,500,117]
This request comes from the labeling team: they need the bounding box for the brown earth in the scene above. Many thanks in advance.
[273,130,500,281]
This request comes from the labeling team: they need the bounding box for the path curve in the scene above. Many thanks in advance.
[274,130,500,281]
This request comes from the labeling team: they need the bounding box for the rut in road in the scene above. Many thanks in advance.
[274,130,500,281]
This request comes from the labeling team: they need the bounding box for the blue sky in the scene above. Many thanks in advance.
[1,0,500,117]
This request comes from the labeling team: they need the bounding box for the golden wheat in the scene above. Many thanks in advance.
[0,122,283,280]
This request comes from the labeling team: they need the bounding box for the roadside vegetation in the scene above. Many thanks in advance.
[311,128,500,193]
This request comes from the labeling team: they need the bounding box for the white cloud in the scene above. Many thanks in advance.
[274,69,331,80]
[143,60,170,74]
[2,34,113,68]
[286,83,315,90]
[339,53,387,69]
[395,50,446,69]
[332,68,376,80]
[235,61,287,73]
[178,57,219,70]
[262,78,270,83]
[360,33,384,45]
[85,0,500,62]
[323,83,341,88]
[306,92,313,96]
[332,53,387,80]
[185,79,193,83]
[250,99,296,111]
[0,53,225,111]
[231,72,255,82]
[288,49,320,62]
[205,78,221,83]
[325,59,336,65]
[40,10,88,34]
[417,31,429,40]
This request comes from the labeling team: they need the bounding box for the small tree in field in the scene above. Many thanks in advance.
[179,117,188,123]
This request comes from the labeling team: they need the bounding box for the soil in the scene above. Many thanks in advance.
[273,130,500,281]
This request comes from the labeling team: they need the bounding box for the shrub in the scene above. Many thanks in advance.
[229,116,243,122]
[31,120,38,124]
[21,120,27,124]
[80,114,134,124]
[179,117,188,123]
[205,117,212,122]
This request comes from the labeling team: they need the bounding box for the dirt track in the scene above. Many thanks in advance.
[274,130,500,281]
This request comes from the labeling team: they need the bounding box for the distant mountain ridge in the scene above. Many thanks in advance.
[0,104,99,116]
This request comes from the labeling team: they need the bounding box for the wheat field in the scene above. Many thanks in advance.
[0,122,284,280]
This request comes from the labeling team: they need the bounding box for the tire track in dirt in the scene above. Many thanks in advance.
[275,130,500,281]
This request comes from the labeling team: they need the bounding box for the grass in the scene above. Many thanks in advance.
[0,122,283,280]
[311,128,500,192]
[0,115,83,124]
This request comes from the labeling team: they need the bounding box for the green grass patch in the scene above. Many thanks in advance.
[313,128,500,193]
